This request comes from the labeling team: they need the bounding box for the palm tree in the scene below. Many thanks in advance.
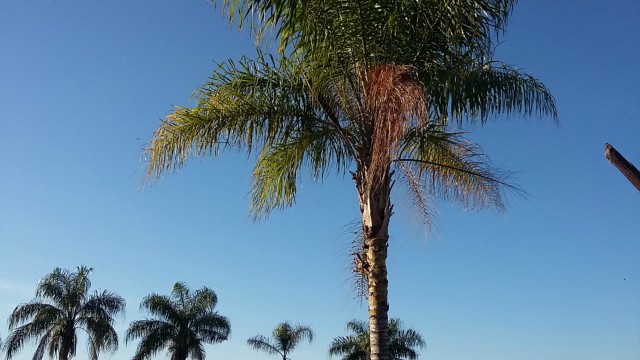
[247,322,314,360]
[3,266,125,360]
[125,282,230,360]
[145,1,558,359]
[329,319,424,360]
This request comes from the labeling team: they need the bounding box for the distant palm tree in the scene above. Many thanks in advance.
[329,319,425,360]
[125,282,230,360]
[247,322,314,360]
[4,266,125,360]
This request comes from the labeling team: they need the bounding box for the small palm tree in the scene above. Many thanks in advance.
[3,266,125,360]
[125,282,230,360]
[247,322,314,360]
[329,319,425,360]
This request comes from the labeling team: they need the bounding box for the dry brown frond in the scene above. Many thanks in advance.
[364,65,428,184]
[397,160,435,229]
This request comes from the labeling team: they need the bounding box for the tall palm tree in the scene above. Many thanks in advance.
[247,322,314,360]
[125,282,230,360]
[145,1,558,359]
[329,319,424,360]
[3,266,125,360]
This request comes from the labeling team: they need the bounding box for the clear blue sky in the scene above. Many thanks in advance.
[1,1,639,360]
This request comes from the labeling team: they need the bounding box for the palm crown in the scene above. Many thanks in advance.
[4,266,125,360]
[125,282,230,360]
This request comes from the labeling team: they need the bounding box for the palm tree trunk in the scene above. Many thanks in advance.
[356,168,392,360]
[59,327,74,360]
[59,345,70,360]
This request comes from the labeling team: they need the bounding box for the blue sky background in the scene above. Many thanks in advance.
[1,1,639,360]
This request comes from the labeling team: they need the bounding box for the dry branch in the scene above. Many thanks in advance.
[605,143,640,192]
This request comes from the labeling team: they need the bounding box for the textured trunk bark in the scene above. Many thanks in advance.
[59,327,73,360]
[355,168,393,360]
[175,348,189,360]
[59,343,70,360]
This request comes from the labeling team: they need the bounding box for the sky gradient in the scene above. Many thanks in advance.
[1,1,639,360]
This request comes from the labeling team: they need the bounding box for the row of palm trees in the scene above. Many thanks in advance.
[1,266,424,360]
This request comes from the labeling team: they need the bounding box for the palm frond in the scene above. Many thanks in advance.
[247,335,282,356]
[428,60,558,126]
[250,124,351,217]
[329,319,423,360]
[31,329,52,360]
[188,343,207,360]
[125,320,173,344]
[396,125,518,211]
[128,321,175,360]
[84,318,119,360]
[140,294,181,325]
[345,320,369,335]
[191,313,231,343]
[4,324,42,360]
[34,268,68,305]
[7,303,60,330]
[146,52,313,180]
[81,290,126,319]
[396,160,437,230]
[191,287,218,314]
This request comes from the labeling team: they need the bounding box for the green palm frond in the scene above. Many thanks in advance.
[4,324,39,359]
[329,319,424,360]
[345,320,369,335]
[34,269,68,305]
[251,125,352,217]
[248,322,314,360]
[125,320,174,343]
[427,60,558,125]
[188,343,207,360]
[247,335,283,357]
[7,303,60,330]
[127,320,175,360]
[147,52,315,181]
[190,287,219,314]
[247,335,282,355]
[81,290,126,319]
[85,318,119,360]
[140,294,181,325]
[396,125,516,211]
[31,329,52,360]
[192,313,231,343]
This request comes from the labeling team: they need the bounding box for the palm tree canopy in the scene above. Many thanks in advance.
[3,266,125,360]
[247,322,314,359]
[329,319,425,360]
[125,282,230,360]
[146,0,557,219]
